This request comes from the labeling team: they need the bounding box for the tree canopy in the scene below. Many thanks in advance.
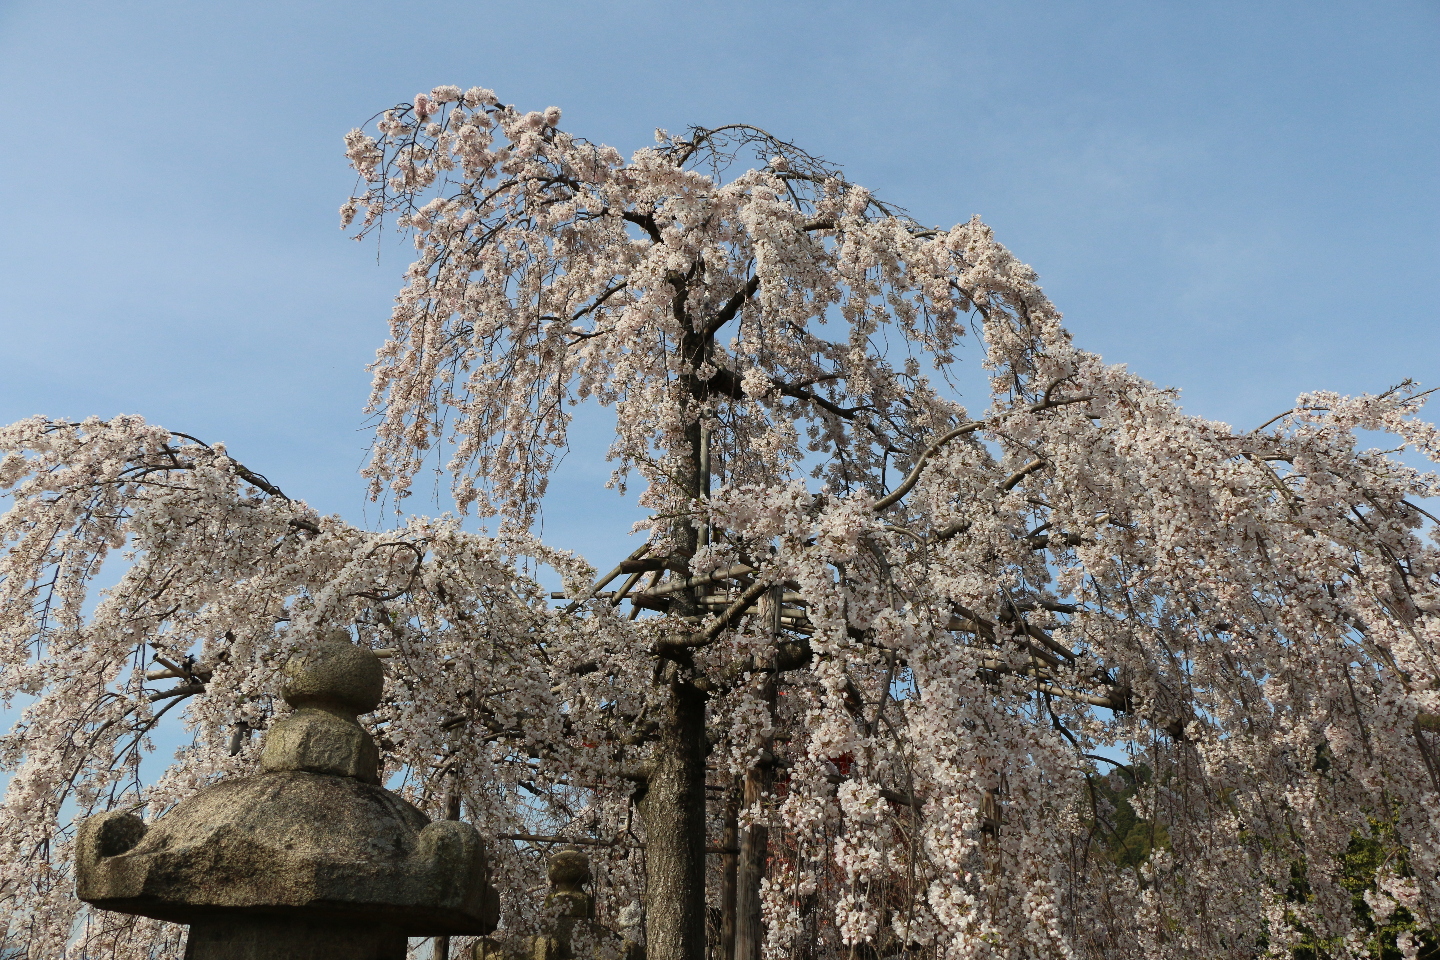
[2,84,1439,960]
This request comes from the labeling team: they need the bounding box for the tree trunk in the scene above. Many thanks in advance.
[639,670,709,960]
[720,786,739,960]
[734,757,770,960]
[435,783,463,960]
[735,589,779,960]
[636,309,713,960]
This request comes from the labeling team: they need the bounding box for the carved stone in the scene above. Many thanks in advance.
[474,849,641,960]
[75,636,500,959]
[541,848,594,960]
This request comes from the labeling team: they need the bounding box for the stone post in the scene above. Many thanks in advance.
[539,848,594,960]
[75,638,500,960]
[473,848,642,960]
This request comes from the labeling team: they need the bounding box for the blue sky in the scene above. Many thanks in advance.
[1,0,1436,566]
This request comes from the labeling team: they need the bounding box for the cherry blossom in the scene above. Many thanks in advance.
[1,85,1437,960]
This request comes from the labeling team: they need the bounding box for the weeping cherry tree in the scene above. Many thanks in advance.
[2,84,1439,960]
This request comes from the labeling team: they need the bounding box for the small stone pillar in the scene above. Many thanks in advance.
[475,849,640,960]
[539,848,594,960]
[75,638,500,960]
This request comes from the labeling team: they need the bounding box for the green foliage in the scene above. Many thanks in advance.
[1088,764,1170,870]
[1084,761,1437,959]
[1290,819,1438,960]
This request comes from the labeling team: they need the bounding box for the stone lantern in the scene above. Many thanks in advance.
[75,638,500,960]
[473,848,642,960]
[535,848,594,960]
